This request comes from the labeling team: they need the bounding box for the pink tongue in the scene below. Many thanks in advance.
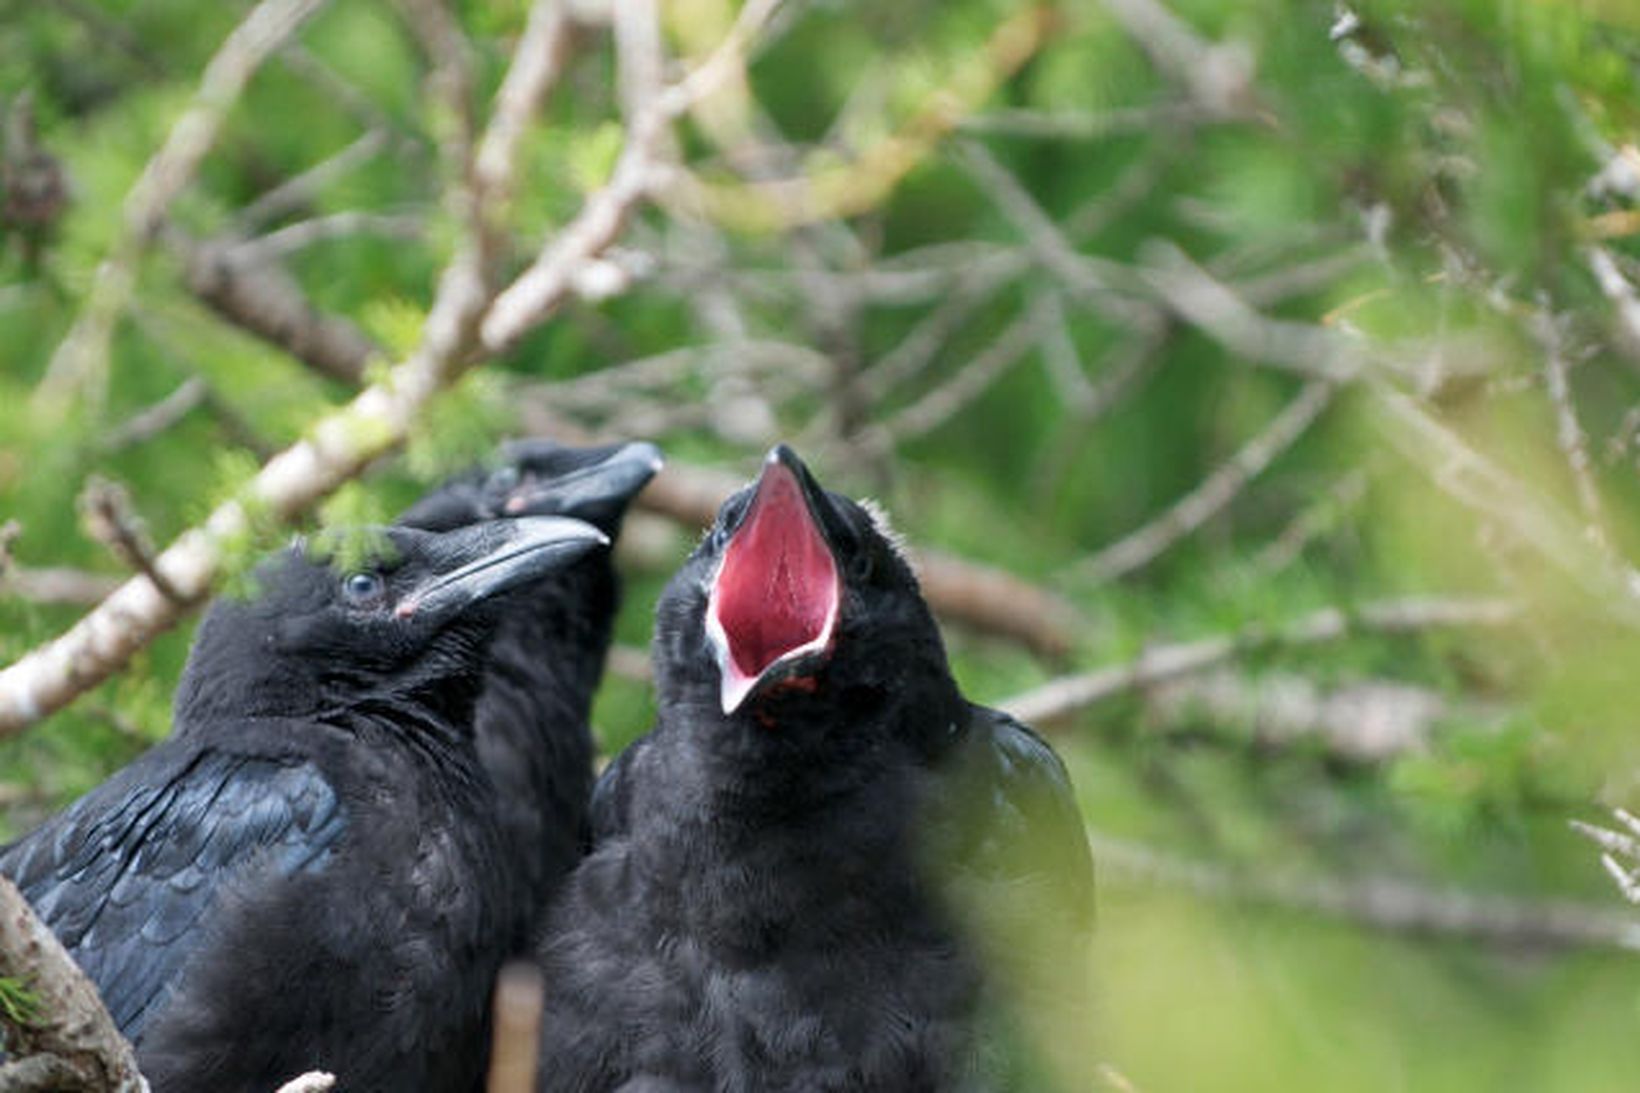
[711,463,838,685]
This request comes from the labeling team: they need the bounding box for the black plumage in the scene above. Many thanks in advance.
[535,445,1093,1092]
[396,439,661,950]
[1,516,607,1093]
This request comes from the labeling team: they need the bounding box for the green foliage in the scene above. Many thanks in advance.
[4,0,1640,1089]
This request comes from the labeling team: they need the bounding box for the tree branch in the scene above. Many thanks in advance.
[1001,596,1521,727]
[1070,379,1334,584]
[0,877,146,1092]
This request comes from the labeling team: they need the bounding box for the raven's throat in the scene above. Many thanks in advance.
[706,456,839,715]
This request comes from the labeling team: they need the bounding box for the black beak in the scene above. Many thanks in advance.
[498,440,664,530]
[397,516,609,624]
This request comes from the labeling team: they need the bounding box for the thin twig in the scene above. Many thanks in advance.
[1536,306,1611,556]
[236,128,390,231]
[235,211,426,263]
[77,477,185,605]
[1070,380,1335,584]
[99,377,210,452]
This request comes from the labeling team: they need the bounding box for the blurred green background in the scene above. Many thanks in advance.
[5,0,1640,1088]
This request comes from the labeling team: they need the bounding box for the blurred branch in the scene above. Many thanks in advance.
[98,377,209,452]
[170,230,381,386]
[1,567,122,607]
[0,877,146,1092]
[1091,830,1640,953]
[273,1074,336,1093]
[672,7,1056,232]
[235,211,426,263]
[32,0,330,419]
[1535,307,1612,554]
[1070,380,1335,584]
[1101,0,1256,117]
[235,128,390,231]
[1254,467,1371,572]
[1002,597,1520,727]
[1146,669,1482,764]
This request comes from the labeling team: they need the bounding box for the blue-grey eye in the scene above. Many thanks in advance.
[342,571,385,606]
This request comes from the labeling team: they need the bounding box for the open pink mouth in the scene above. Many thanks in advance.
[705,455,840,714]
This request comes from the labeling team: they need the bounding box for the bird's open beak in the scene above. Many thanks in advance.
[398,516,609,624]
[500,440,664,526]
[705,445,841,715]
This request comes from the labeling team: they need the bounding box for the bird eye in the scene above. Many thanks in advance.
[342,571,386,606]
[847,550,875,583]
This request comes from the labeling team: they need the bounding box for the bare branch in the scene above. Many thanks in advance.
[1147,669,1484,763]
[236,211,426,263]
[99,377,210,452]
[472,0,574,223]
[171,230,381,386]
[1001,597,1521,727]
[1255,467,1371,572]
[1071,380,1334,584]
[77,477,184,605]
[1536,306,1611,552]
[1090,830,1640,953]
[1,567,122,607]
[33,0,330,418]
[848,297,1050,459]
[236,128,390,231]
[0,876,147,1092]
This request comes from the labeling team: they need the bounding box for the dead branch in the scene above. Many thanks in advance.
[33,0,330,419]
[1535,306,1611,555]
[1091,830,1640,953]
[0,877,146,1092]
[99,378,209,452]
[1001,596,1521,727]
[171,231,381,386]
[1254,466,1370,572]
[76,478,184,605]
[1146,668,1482,763]
[236,129,389,231]
[1070,380,1335,584]
[0,568,122,607]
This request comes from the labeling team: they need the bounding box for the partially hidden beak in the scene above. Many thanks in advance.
[705,446,841,715]
[500,440,664,525]
[398,516,609,623]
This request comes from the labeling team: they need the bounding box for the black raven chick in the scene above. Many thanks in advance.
[1,516,607,1093]
[535,445,1094,1092]
[396,439,662,950]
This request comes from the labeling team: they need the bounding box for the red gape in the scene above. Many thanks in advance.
[708,461,839,709]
